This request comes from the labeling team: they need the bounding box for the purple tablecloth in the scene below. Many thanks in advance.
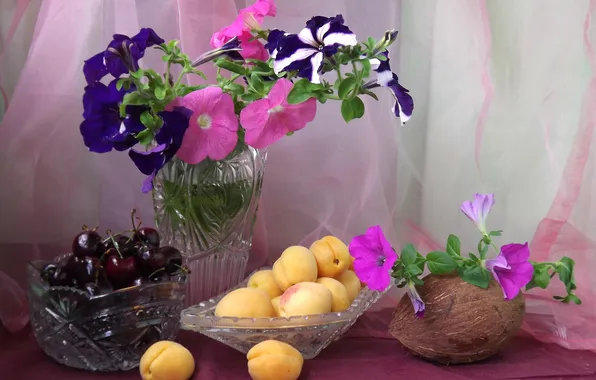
[2,309,596,379]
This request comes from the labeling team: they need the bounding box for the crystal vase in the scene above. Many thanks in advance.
[152,143,266,305]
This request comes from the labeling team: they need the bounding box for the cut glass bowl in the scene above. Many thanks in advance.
[181,267,388,359]
[27,255,187,372]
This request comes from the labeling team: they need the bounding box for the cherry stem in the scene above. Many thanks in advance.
[130,209,140,233]
[105,230,123,259]
[174,264,189,273]
[148,267,166,278]
[82,224,89,231]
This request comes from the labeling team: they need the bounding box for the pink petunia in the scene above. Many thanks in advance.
[239,79,316,149]
[176,87,239,164]
[349,225,397,291]
[210,0,277,61]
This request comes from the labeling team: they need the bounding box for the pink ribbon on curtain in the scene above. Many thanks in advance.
[0,0,31,110]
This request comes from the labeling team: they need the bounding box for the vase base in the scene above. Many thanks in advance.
[184,250,249,306]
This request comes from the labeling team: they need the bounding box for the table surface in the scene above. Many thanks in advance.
[2,309,596,380]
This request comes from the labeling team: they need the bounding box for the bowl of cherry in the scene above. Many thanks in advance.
[27,212,189,372]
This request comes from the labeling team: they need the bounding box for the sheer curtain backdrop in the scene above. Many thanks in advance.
[0,0,594,350]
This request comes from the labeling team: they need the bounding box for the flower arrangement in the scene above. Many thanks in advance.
[349,193,580,319]
[79,0,414,193]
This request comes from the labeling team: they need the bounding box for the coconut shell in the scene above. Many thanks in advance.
[389,274,524,364]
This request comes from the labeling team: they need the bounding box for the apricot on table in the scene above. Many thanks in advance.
[247,340,303,380]
[309,236,351,278]
[316,277,351,312]
[272,246,318,291]
[279,282,332,317]
[215,288,275,318]
[140,340,195,380]
[247,270,283,299]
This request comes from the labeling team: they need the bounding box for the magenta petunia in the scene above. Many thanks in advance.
[176,87,239,164]
[348,225,397,291]
[460,193,494,235]
[239,78,316,149]
[210,0,277,60]
[486,242,534,300]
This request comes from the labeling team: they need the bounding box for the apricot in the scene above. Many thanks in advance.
[279,282,332,317]
[215,288,275,318]
[247,340,303,380]
[272,246,318,291]
[247,270,283,299]
[309,236,351,278]
[271,296,282,316]
[316,277,351,312]
[140,341,195,380]
[336,270,361,303]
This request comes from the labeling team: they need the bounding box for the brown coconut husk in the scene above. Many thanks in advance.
[389,274,524,364]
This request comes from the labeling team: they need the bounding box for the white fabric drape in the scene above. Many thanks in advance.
[1,0,594,350]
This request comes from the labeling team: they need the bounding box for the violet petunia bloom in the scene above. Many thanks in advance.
[83,28,164,84]
[460,193,495,235]
[271,15,358,83]
[363,50,414,125]
[128,107,192,193]
[80,80,145,153]
[349,225,397,291]
[485,243,534,300]
[407,282,425,318]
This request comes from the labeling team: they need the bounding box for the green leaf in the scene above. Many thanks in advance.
[130,69,145,79]
[557,257,575,289]
[250,73,265,94]
[161,54,172,62]
[367,37,376,50]
[400,244,417,266]
[241,92,264,102]
[215,59,247,75]
[411,277,424,286]
[122,91,149,106]
[459,265,491,288]
[406,264,423,277]
[376,54,387,61]
[177,84,208,97]
[135,129,154,145]
[360,89,379,101]
[446,234,461,257]
[340,96,365,123]
[154,86,166,100]
[287,79,317,104]
[489,230,503,237]
[468,252,480,262]
[426,251,457,274]
[338,77,359,100]
[360,59,371,79]
[116,78,126,91]
[526,266,551,290]
[414,253,427,272]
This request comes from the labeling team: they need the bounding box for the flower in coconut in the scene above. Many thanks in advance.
[407,282,425,318]
[240,78,316,149]
[270,15,358,83]
[83,28,164,84]
[460,193,495,236]
[363,50,414,125]
[210,0,277,61]
[349,225,397,291]
[176,87,239,164]
[128,107,192,193]
[485,243,534,300]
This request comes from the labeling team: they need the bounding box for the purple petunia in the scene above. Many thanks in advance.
[80,79,145,153]
[128,107,192,193]
[486,243,534,300]
[349,225,397,291]
[407,282,425,318]
[364,50,414,125]
[460,193,495,235]
[270,15,357,83]
[83,28,164,84]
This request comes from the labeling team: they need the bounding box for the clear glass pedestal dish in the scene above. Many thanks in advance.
[180,268,388,359]
[27,258,187,372]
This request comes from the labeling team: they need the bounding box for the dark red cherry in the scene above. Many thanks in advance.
[135,246,167,277]
[105,235,137,258]
[41,264,77,287]
[160,246,183,274]
[72,230,105,258]
[105,253,138,289]
[134,227,160,247]
[65,256,99,285]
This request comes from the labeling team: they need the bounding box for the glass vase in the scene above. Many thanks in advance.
[152,143,266,305]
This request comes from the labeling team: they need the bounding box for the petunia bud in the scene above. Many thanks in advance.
[372,30,399,55]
